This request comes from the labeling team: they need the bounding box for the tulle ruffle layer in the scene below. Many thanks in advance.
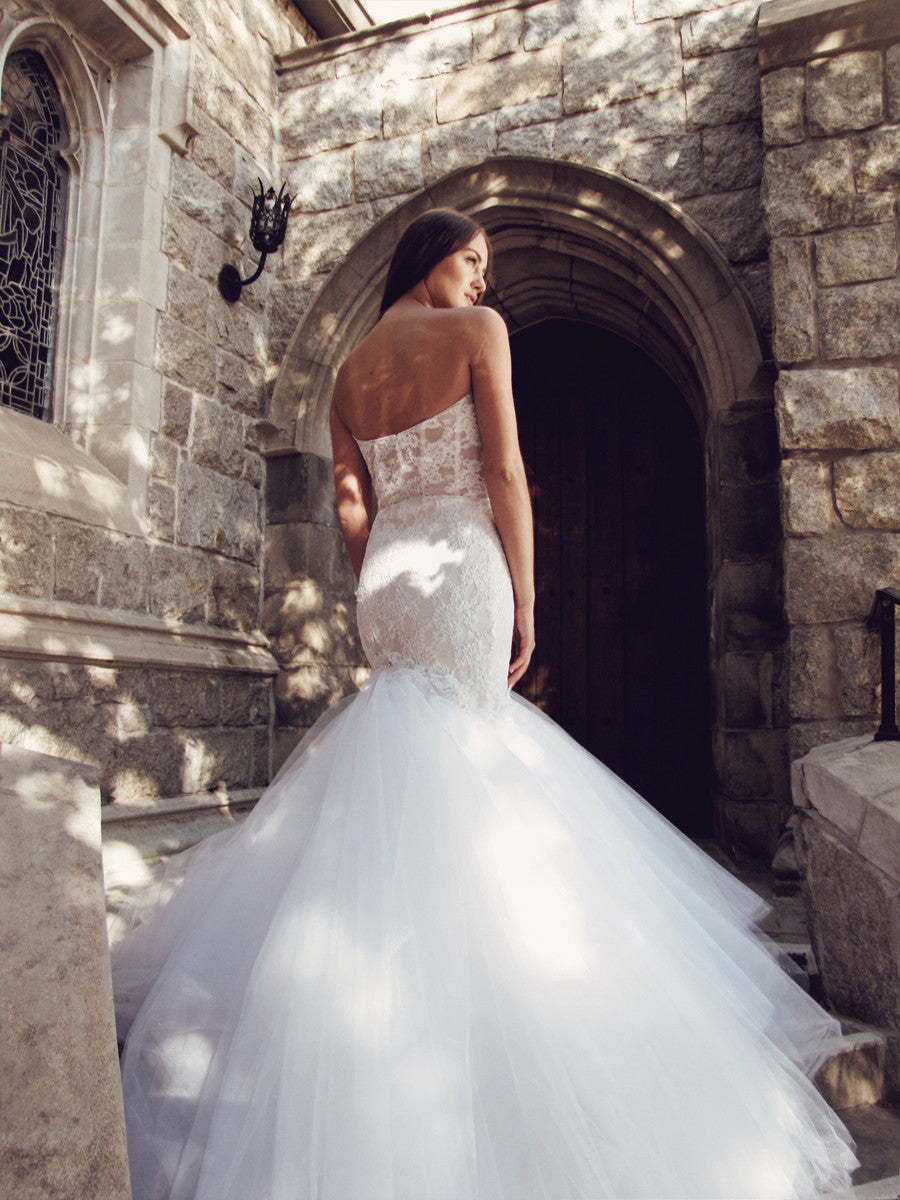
[112,668,857,1200]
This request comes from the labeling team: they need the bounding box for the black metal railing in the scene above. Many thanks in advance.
[866,588,900,742]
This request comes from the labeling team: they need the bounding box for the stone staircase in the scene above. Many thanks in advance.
[730,857,900,1198]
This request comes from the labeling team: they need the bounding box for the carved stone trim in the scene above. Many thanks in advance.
[0,594,279,675]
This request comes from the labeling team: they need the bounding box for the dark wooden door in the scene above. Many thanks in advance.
[511,319,711,835]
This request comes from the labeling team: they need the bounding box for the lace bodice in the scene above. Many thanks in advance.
[355,393,490,509]
[354,393,513,713]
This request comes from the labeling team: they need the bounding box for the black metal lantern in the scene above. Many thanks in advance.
[218,179,293,303]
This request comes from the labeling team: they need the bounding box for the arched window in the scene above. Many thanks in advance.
[0,50,69,420]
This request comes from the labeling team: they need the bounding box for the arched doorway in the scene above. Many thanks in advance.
[512,319,710,833]
[264,158,782,858]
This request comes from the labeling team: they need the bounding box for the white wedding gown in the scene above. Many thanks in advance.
[112,394,857,1200]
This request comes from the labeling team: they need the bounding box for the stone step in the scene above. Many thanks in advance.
[817,1021,890,1111]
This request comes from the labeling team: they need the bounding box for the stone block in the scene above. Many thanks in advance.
[437,45,559,122]
[720,558,785,651]
[281,202,378,278]
[266,452,337,527]
[495,95,560,133]
[621,133,702,198]
[249,724,270,788]
[815,1030,886,1110]
[0,505,52,598]
[789,624,835,721]
[157,314,217,395]
[852,126,900,192]
[721,483,780,558]
[816,222,897,287]
[149,544,208,623]
[148,429,178,483]
[208,299,265,366]
[734,260,772,335]
[722,651,774,727]
[682,187,767,264]
[834,451,900,530]
[780,458,834,536]
[834,624,879,718]
[263,585,360,667]
[170,152,245,245]
[181,728,252,793]
[274,661,361,726]
[162,203,201,272]
[152,671,220,728]
[190,396,245,479]
[789,717,875,764]
[354,133,422,201]
[0,661,57,706]
[680,1,758,57]
[797,817,900,1028]
[216,350,266,417]
[166,264,210,334]
[469,8,524,61]
[685,46,761,128]
[889,42,900,122]
[55,523,149,611]
[807,51,883,136]
[208,554,260,632]
[770,237,815,363]
[178,461,260,563]
[422,115,496,183]
[111,729,186,802]
[552,109,621,170]
[280,73,382,160]
[618,86,686,141]
[760,67,805,147]
[820,279,900,359]
[701,120,763,192]
[265,521,355,596]
[497,121,556,157]
[722,728,787,800]
[784,531,900,623]
[562,23,680,112]
[161,379,192,445]
[391,22,472,80]
[266,278,324,362]
[382,77,437,139]
[776,368,900,451]
[189,104,236,191]
[148,478,176,542]
[763,141,855,236]
[221,674,270,727]
[523,0,627,49]
[193,47,272,156]
[720,798,783,860]
[285,146,354,212]
[0,745,130,1200]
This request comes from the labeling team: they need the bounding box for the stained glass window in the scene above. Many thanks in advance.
[0,50,69,420]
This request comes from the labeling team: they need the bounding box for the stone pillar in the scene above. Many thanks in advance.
[759,0,900,762]
[0,743,131,1199]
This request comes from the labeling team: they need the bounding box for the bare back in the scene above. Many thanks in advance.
[333,303,487,441]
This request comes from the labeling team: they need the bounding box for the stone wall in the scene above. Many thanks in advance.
[0,0,318,866]
[759,0,900,762]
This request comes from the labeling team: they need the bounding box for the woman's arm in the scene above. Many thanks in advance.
[329,398,374,581]
[468,307,535,687]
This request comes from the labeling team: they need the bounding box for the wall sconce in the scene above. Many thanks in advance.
[218,180,293,303]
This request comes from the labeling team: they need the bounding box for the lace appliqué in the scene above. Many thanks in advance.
[356,396,514,714]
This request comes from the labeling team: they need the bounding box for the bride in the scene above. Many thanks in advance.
[112,208,857,1200]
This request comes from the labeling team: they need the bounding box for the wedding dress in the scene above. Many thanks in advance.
[112,393,857,1200]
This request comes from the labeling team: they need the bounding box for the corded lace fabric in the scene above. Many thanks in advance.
[356,394,513,713]
[110,387,858,1200]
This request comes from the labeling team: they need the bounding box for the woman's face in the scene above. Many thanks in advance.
[423,234,489,308]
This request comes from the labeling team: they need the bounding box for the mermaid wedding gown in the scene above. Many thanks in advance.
[112,393,857,1200]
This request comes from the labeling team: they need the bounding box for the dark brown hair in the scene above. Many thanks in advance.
[379,208,492,316]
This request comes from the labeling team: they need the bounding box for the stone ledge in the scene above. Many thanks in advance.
[0,742,131,1200]
[758,0,900,72]
[0,593,278,675]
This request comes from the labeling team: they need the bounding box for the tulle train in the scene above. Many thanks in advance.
[112,668,857,1200]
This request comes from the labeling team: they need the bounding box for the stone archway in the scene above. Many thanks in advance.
[264,157,781,859]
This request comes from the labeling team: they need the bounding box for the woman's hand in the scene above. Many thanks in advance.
[508,601,535,689]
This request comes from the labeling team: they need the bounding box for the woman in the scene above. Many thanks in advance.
[113,209,857,1200]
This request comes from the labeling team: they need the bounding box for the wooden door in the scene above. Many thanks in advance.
[511,319,711,834]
